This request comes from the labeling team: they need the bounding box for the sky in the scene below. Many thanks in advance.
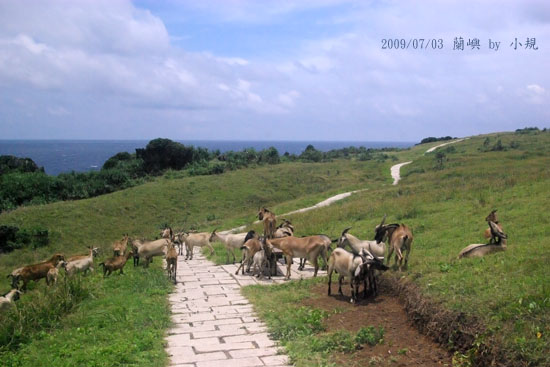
[0,0,548,141]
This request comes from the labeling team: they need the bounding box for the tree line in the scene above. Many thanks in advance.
[0,138,400,213]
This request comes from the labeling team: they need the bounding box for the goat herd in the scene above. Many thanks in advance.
[1,207,507,310]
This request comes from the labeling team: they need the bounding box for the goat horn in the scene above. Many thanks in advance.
[380,214,387,227]
[341,227,352,236]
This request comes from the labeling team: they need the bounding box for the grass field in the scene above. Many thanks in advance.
[0,159,386,365]
[1,130,549,366]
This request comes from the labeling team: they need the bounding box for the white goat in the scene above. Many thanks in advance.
[209,229,248,264]
[338,227,385,260]
[47,260,67,285]
[65,247,99,276]
[130,238,170,267]
[251,238,274,280]
[178,232,214,260]
[0,289,22,311]
[327,248,365,303]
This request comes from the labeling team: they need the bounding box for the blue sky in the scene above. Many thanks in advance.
[0,0,548,141]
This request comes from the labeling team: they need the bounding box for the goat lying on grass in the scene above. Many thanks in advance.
[99,250,133,277]
[13,253,65,291]
[459,221,508,258]
[374,215,413,271]
[0,289,22,311]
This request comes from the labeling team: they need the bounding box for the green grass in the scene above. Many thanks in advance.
[242,277,384,366]
[1,264,172,367]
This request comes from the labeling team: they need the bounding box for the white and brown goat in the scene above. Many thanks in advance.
[0,289,22,311]
[459,221,508,258]
[374,215,413,271]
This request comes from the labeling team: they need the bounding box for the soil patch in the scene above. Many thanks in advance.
[303,281,452,367]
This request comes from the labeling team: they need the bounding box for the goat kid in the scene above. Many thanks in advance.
[251,238,274,280]
[47,260,67,285]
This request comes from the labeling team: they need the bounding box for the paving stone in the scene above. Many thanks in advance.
[195,357,264,367]
[228,347,280,359]
[170,350,227,365]
[262,355,290,365]
[194,341,254,353]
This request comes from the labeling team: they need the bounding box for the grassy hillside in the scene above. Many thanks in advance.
[1,130,549,366]
[240,131,549,365]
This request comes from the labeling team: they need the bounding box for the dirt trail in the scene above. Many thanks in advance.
[305,282,451,366]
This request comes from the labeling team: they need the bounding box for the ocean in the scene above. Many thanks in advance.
[0,140,415,176]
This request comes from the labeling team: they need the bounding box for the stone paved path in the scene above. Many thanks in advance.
[166,249,326,366]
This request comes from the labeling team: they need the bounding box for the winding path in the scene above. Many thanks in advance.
[390,138,467,186]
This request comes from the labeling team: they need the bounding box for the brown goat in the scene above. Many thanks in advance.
[268,235,328,279]
[15,253,65,291]
[235,234,262,275]
[165,243,178,284]
[112,234,129,257]
[374,215,413,271]
[258,207,277,239]
[99,250,133,277]
[484,210,503,242]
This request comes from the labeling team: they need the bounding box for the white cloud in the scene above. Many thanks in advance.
[0,0,548,140]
